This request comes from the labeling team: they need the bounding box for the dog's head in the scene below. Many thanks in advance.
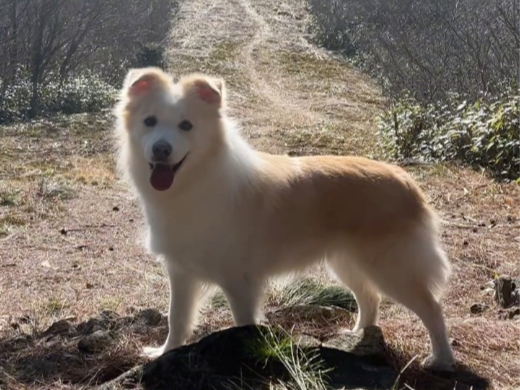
[116,67,226,192]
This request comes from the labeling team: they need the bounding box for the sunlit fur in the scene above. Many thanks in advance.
[114,67,456,371]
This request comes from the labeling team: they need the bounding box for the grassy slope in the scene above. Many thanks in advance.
[1,0,519,389]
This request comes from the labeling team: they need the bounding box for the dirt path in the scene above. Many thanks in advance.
[167,0,383,154]
[1,0,519,389]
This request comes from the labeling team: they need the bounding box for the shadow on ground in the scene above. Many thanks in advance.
[0,310,160,388]
[386,349,491,390]
[0,311,490,390]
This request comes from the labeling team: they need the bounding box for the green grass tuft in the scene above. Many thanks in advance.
[0,189,22,206]
[37,178,76,201]
[276,278,357,312]
[210,278,357,312]
[247,326,331,390]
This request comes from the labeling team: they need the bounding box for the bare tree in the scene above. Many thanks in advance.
[0,0,177,118]
[308,0,519,102]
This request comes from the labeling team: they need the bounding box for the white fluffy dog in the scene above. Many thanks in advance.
[114,67,456,371]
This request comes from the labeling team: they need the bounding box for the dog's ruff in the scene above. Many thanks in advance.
[114,67,456,371]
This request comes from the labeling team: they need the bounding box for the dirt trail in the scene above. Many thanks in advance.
[167,0,383,154]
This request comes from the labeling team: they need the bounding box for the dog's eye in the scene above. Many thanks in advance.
[144,116,157,127]
[178,120,193,131]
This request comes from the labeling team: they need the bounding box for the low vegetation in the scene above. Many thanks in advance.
[0,73,117,123]
[377,87,520,181]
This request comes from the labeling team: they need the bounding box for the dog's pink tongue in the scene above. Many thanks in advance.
[150,165,174,191]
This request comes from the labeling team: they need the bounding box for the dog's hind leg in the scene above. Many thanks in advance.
[356,234,455,371]
[144,261,204,358]
[221,276,265,326]
[377,279,455,371]
[328,259,381,331]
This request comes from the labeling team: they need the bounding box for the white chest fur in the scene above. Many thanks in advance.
[141,173,253,281]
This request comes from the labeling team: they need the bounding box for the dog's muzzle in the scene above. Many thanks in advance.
[152,141,172,162]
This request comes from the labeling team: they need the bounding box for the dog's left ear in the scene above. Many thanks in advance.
[181,74,226,108]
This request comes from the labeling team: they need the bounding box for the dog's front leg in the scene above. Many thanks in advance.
[144,261,203,358]
[221,276,265,326]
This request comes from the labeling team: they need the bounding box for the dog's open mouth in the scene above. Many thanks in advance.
[149,155,187,191]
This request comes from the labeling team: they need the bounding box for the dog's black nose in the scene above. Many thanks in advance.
[152,141,172,161]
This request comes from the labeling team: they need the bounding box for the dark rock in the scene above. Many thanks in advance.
[293,334,321,348]
[321,326,394,389]
[103,325,396,390]
[135,309,163,327]
[450,339,460,347]
[78,311,119,334]
[108,309,164,333]
[498,307,520,320]
[77,317,110,334]
[17,314,31,324]
[42,319,74,337]
[494,275,520,308]
[98,365,144,390]
[1,334,33,353]
[469,303,489,315]
[113,315,135,329]
[78,330,114,354]
[323,326,386,357]
[100,310,119,321]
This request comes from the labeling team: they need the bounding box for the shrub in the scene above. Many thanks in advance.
[307,0,358,57]
[0,74,117,124]
[0,78,33,123]
[377,87,520,181]
[132,44,167,69]
[45,74,117,115]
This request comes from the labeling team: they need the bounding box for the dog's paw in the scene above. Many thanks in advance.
[421,354,456,372]
[143,345,166,359]
[342,327,363,335]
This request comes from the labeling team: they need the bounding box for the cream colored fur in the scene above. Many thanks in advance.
[114,67,456,371]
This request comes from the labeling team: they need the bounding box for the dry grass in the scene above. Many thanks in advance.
[1,0,519,389]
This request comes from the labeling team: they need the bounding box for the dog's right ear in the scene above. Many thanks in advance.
[122,67,170,97]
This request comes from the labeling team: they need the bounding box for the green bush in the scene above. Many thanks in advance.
[307,0,357,57]
[132,43,167,69]
[0,73,117,124]
[377,87,520,181]
[46,74,117,115]
[0,78,33,123]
